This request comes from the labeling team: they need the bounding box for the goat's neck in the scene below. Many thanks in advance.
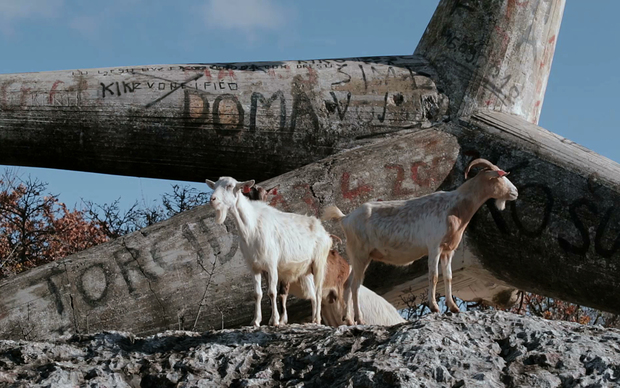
[229,193,258,240]
[454,177,494,224]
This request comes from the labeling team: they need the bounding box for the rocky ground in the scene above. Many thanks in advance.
[0,311,618,387]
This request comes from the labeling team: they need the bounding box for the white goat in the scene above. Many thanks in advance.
[245,185,404,326]
[318,267,406,326]
[323,158,518,324]
[283,248,405,326]
[339,286,406,326]
[206,177,331,327]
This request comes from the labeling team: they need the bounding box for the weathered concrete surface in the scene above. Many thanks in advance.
[0,311,618,387]
[0,55,445,183]
[415,0,565,124]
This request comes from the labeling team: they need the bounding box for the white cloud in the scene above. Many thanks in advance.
[0,0,63,20]
[0,0,63,35]
[203,0,291,33]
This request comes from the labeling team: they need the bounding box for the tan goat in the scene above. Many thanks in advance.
[323,158,518,325]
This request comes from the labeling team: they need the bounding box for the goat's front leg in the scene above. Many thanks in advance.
[252,273,262,327]
[428,247,441,313]
[441,250,459,313]
[277,281,290,325]
[266,267,281,326]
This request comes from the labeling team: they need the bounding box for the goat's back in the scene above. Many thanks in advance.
[340,193,458,260]
[244,202,331,280]
[354,286,406,325]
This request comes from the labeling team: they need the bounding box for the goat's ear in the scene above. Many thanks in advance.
[492,170,509,178]
[205,179,216,190]
[236,180,255,193]
[266,185,279,195]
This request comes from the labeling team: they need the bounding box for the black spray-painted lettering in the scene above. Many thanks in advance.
[558,198,597,256]
[213,94,245,136]
[325,91,351,120]
[112,246,158,295]
[101,83,114,97]
[76,264,110,307]
[249,91,286,132]
[510,183,553,238]
[595,207,620,259]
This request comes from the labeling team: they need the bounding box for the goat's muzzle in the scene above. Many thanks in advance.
[509,190,518,201]
[507,185,518,201]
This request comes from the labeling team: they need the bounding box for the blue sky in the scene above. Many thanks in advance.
[0,1,616,212]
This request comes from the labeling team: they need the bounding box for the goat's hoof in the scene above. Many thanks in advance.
[449,306,460,314]
[252,321,261,328]
[430,304,441,313]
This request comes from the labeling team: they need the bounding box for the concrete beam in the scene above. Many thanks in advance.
[0,56,445,183]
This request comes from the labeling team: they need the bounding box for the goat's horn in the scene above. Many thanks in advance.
[465,158,498,179]
[329,234,343,244]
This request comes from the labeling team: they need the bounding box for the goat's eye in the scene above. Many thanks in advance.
[227,184,234,190]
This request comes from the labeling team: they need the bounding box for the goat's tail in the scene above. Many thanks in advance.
[322,206,346,222]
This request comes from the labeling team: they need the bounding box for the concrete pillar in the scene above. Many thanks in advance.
[415,0,565,124]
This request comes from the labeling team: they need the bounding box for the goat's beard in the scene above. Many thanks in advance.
[214,207,228,224]
[495,199,506,211]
